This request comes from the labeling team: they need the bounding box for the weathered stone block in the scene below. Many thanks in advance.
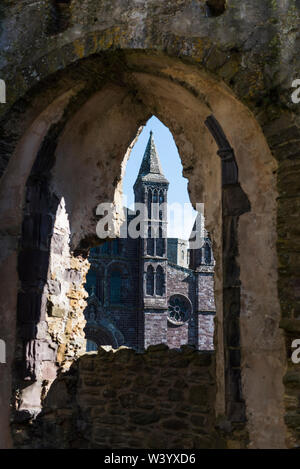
[189,385,209,406]
[162,418,189,431]
[129,411,160,425]
[47,301,66,318]
[168,389,184,402]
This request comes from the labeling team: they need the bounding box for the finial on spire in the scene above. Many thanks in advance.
[150,130,153,137]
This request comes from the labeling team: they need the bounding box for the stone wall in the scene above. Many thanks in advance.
[13,193,89,418]
[198,314,214,351]
[1,0,298,448]
[261,113,300,448]
[197,272,215,312]
[144,312,167,349]
[12,345,231,449]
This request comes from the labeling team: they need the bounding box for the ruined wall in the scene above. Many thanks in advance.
[1,0,299,449]
[12,345,234,450]
[13,193,89,419]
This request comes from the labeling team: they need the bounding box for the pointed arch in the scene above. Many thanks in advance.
[147,189,152,219]
[159,190,164,204]
[156,226,164,257]
[146,265,154,296]
[156,265,165,296]
[147,225,154,255]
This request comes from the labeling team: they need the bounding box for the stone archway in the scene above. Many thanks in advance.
[0,50,286,448]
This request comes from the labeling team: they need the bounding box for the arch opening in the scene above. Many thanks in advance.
[83,115,216,354]
[0,51,285,449]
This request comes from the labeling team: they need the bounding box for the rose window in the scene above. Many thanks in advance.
[167,294,192,325]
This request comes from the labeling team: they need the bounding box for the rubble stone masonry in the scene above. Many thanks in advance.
[11,345,247,449]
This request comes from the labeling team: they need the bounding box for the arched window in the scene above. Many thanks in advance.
[152,189,158,219]
[148,189,152,219]
[159,190,164,204]
[110,269,121,303]
[147,226,154,256]
[156,226,164,257]
[146,265,154,296]
[181,250,185,260]
[156,265,165,296]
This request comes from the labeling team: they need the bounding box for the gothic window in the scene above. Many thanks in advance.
[110,269,121,303]
[148,189,152,219]
[159,190,164,204]
[147,226,154,256]
[156,265,165,296]
[156,226,164,257]
[181,250,185,260]
[168,294,192,325]
[146,265,154,296]
[152,189,158,219]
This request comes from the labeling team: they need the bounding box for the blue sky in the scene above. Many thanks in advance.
[122,116,197,239]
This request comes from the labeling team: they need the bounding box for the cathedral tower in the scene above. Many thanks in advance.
[134,131,169,348]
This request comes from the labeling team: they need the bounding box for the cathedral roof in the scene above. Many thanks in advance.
[134,131,169,186]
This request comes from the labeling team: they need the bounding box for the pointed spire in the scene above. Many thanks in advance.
[134,131,169,186]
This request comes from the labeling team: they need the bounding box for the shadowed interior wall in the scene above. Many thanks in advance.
[12,346,223,449]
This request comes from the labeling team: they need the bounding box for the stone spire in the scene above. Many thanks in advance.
[134,131,169,186]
